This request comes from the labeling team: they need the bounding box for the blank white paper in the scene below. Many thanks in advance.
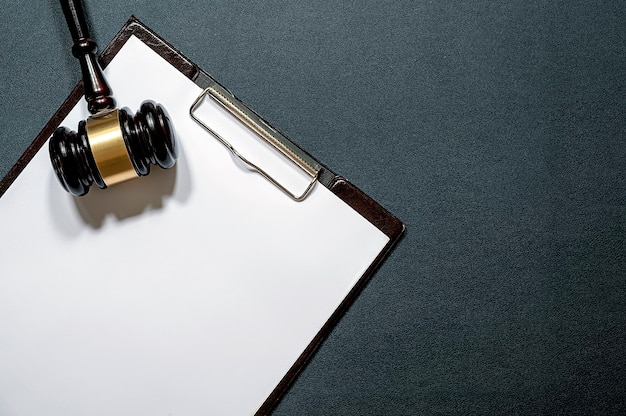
[0,36,390,416]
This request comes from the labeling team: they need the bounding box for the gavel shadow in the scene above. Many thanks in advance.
[73,164,178,228]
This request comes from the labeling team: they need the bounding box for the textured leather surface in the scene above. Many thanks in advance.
[2,1,625,414]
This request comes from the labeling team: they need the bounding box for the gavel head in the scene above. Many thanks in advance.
[49,101,178,196]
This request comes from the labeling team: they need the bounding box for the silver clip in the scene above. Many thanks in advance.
[190,87,319,201]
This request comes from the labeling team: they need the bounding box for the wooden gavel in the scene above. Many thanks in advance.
[49,0,178,196]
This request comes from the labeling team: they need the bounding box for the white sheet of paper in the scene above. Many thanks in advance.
[0,36,389,416]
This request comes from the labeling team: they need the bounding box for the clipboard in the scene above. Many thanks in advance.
[0,17,404,415]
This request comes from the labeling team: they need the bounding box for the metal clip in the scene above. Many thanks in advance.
[190,87,319,201]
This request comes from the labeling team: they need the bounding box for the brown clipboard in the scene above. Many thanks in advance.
[0,16,404,414]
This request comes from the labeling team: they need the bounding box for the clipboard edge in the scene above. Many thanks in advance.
[328,176,406,239]
[0,84,83,198]
[101,15,197,80]
[256,177,405,415]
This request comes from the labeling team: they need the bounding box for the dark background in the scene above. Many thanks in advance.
[2,1,625,414]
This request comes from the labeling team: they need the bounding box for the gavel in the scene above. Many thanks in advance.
[49,0,178,196]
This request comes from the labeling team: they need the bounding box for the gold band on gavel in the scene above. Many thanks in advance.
[86,109,138,186]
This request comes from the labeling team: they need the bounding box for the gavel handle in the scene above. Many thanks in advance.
[59,0,115,114]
